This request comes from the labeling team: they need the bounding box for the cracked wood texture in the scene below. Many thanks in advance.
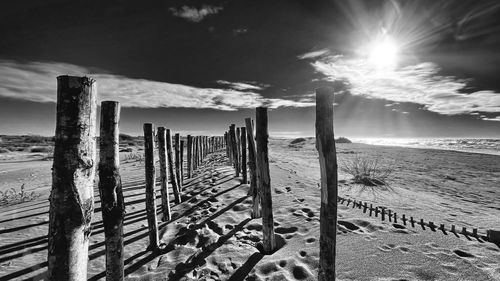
[157,127,172,222]
[316,87,338,281]
[143,123,159,250]
[98,101,125,281]
[48,76,97,281]
[167,129,181,203]
[255,107,276,254]
[245,118,260,218]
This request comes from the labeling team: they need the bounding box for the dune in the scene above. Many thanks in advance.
[1,138,499,280]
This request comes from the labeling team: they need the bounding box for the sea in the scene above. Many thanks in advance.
[352,138,500,156]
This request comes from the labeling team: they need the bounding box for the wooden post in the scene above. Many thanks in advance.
[48,76,97,281]
[143,123,159,250]
[236,127,242,175]
[187,135,193,178]
[180,140,185,185]
[255,107,276,254]
[225,131,232,165]
[315,87,338,281]
[240,127,248,184]
[157,127,172,222]
[229,125,239,176]
[166,129,181,203]
[98,101,125,281]
[245,119,258,197]
[174,133,182,191]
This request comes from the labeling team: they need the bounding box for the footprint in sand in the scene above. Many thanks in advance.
[305,237,316,243]
[453,249,475,258]
[291,265,312,280]
[275,226,298,235]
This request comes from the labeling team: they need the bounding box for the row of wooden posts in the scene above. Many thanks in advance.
[143,124,227,250]
[46,76,339,281]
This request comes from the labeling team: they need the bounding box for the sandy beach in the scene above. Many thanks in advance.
[1,138,499,280]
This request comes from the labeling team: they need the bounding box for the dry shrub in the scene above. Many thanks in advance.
[0,184,40,206]
[341,156,393,186]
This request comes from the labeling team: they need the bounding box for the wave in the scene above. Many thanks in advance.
[352,138,500,156]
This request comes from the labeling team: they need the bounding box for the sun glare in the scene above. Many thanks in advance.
[364,35,399,71]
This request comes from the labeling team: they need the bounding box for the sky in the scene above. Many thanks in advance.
[1,0,500,138]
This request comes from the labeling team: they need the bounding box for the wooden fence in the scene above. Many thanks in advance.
[45,76,497,281]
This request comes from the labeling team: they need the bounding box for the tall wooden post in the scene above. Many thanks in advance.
[143,123,159,250]
[225,132,232,165]
[48,76,97,281]
[157,127,172,222]
[229,125,239,176]
[245,118,259,217]
[166,129,181,203]
[187,135,193,178]
[255,107,276,254]
[98,101,124,281]
[236,128,242,175]
[174,133,182,192]
[180,140,185,185]
[316,87,338,281]
[240,127,248,184]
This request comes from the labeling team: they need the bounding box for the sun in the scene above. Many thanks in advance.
[365,35,399,71]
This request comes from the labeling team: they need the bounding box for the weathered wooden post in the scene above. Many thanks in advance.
[225,131,232,165]
[255,107,276,254]
[157,127,172,221]
[166,129,181,203]
[187,135,193,178]
[240,127,248,184]
[315,87,338,281]
[98,101,125,281]
[180,140,185,185]
[143,123,159,250]
[245,118,259,218]
[236,127,242,174]
[174,133,182,191]
[48,76,97,281]
[229,125,239,176]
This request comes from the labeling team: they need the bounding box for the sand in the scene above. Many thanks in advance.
[1,138,499,280]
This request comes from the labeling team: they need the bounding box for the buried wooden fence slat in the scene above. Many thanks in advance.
[157,127,172,222]
[180,140,185,185]
[174,133,182,192]
[143,123,160,250]
[245,118,259,218]
[99,101,125,281]
[187,135,193,178]
[315,87,338,281]
[166,129,181,203]
[241,127,248,184]
[255,107,276,254]
[48,76,97,281]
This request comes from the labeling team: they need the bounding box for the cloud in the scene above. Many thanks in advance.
[0,60,314,110]
[310,55,500,120]
[297,49,330,60]
[216,80,269,91]
[169,5,223,22]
